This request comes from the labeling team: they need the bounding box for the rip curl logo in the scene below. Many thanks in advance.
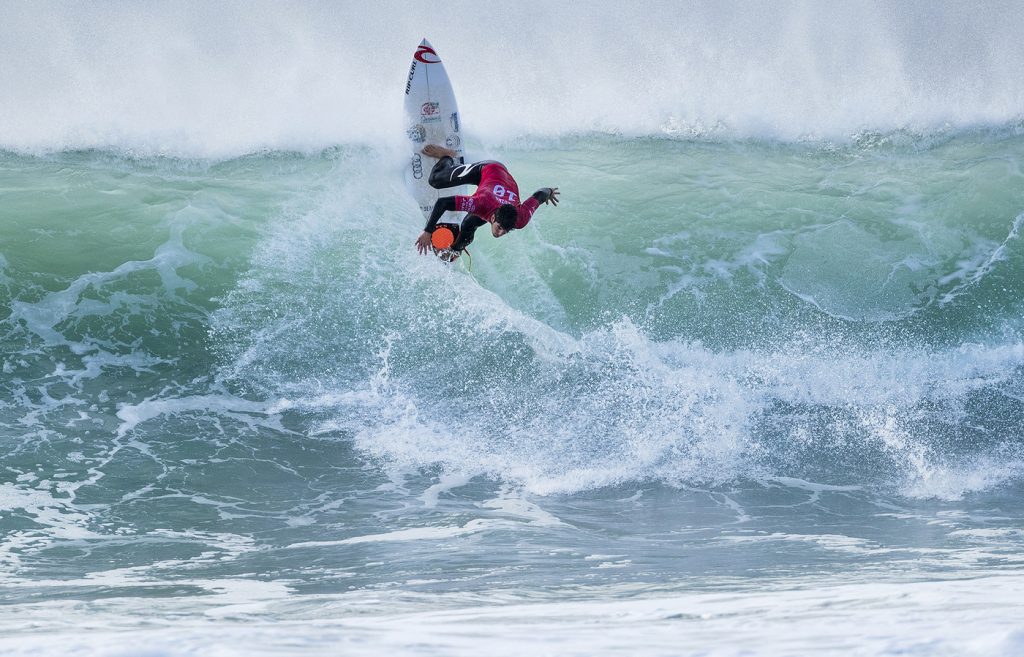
[458,197,476,213]
[415,45,440,64]
[405,62,416,95]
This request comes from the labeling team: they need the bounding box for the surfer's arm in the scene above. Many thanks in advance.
[424,196,458,233]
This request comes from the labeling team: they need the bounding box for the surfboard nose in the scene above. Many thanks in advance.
[414,39,441,64]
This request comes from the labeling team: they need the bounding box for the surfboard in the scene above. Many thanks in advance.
[403,38,465,258]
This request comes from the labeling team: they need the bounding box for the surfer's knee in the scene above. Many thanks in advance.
[428,157,456,187]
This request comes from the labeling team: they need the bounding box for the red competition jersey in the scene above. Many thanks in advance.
[454,163,540,229]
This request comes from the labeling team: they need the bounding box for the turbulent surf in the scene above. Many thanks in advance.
[2,3,1023,656]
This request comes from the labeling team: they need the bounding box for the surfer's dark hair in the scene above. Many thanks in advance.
[495,204,517,231]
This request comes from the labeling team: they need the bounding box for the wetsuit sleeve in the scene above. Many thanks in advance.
[514,197,541,230]
[424,196,457,232]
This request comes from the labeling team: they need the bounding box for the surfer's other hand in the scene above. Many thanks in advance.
[415,231,433,254]
[545,187,560,206]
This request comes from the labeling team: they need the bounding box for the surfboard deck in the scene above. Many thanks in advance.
[403,39,465,259]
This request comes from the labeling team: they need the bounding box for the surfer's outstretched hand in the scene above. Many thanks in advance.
[415,231,433,254]
[543,187,560,206]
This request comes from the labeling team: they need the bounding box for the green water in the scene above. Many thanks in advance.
[1,134,1023,656]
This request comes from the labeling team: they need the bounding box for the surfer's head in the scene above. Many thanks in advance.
[492,204,517,237]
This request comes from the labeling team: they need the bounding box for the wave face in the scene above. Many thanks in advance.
[211,135,1024,501]
[3,2,1024,155]
[3,136,1023,503]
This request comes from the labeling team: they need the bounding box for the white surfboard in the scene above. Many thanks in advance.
[403,39,466,221]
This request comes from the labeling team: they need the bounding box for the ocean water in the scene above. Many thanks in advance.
[2,3,1024,656]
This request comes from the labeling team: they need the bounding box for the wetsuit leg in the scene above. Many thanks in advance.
[428,159,497,190]
[452,215,487,251]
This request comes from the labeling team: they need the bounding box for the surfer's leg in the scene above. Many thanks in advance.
[429,159,488,189]
[427,157,459,188]
[452,214,487,251]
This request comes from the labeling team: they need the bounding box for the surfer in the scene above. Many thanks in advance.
[414,144,559,255]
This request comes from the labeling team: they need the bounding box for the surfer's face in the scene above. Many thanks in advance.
[491,220,509,238]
